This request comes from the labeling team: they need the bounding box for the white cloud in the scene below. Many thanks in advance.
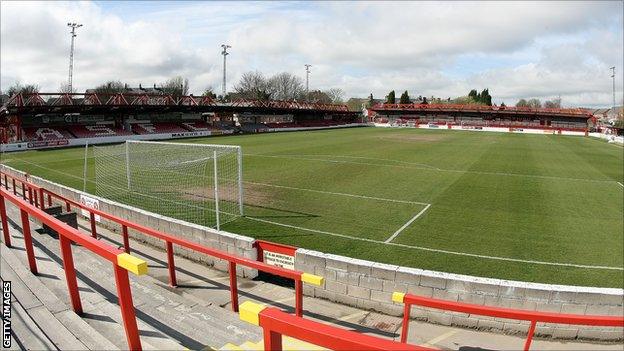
[1,1,622,107]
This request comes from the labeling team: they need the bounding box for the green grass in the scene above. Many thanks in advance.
[2,127,623,287]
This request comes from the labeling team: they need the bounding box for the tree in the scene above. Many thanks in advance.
[399,90,411,104]
[386,90,396,104]
[160,76,189,96]
[58,82,74,94]
[421,96,428,104]
[307,90,332,104]
[543,97,561,109]
[325,88,345,104]
[527,98,542,108]
[268,72,305,100]
[468,89,478,100]
[516,98,529,107]
[367,93,375,108]
[93,80,126,94]
[500,102,506,108]
[234,71,273,100]
[202,87,217,99]
[6,82,39,96]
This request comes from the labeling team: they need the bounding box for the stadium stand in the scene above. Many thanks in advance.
[23,126,73,141]
[68,124,133,138]
[131,122,189,134]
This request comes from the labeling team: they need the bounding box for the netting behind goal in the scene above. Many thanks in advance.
[93,140,242,229]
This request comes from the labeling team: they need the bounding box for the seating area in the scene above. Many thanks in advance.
[23,126,74,141]
[68,124,133,138]
[131,122,189,134]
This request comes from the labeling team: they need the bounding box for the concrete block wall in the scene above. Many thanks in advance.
[296,249,624,341]
[0,165,258,278]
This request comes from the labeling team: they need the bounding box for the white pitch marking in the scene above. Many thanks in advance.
[384,204,431,243]
[617,182,624,188]
[246,154,617,184]
[246,181,429,206]
[245,216,623,271]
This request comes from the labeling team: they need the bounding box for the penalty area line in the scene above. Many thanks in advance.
[384,204,431,243]
[244,216,623,271]
[617,181,623,188]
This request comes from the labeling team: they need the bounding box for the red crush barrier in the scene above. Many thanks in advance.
[0,171,324,317]
[239,301,436,351]
[392,292,624,350]
[0,185,146,350]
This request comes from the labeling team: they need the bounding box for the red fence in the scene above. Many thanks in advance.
[0,184,147,350]
[392,292,624,350]
[239,301,436,351]
[0,171,323,317]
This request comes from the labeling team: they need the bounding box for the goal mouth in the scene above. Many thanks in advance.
[93,140,243,230]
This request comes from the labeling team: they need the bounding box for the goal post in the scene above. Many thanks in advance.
[93,140,243,230]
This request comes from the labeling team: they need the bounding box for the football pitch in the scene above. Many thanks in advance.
[2,127,623,288]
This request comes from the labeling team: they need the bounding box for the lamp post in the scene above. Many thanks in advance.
[304,64,312,101]
[221,44,231,100]
[67,22,83,93]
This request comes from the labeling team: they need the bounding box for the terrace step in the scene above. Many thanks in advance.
[0,245,117,350]
[3,203,262,350]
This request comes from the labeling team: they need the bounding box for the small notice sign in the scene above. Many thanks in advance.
[264,251,295,270]
[79,195,101,222]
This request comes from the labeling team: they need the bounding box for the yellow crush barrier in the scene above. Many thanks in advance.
[239,301,267,326]
[392,291,406,303]
[301,273,324,286]
[117,253,148,275]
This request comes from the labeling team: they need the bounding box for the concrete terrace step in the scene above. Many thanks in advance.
[2,207,178,350]
[4,204,262,350]
[0,246,117,350]
[219,336,328,351]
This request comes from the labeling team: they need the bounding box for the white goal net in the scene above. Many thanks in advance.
[93,140,243,230]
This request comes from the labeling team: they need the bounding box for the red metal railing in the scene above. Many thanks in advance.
[392,292,624,350]
[371,103,593,118]
[0,170,323,317]
[0,185,147,350]
[239,301,436,351]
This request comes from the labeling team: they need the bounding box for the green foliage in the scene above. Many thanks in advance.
[399,90,411,104]
[516,99,528,107]
[368,93,374,107]
[386,90,396,104]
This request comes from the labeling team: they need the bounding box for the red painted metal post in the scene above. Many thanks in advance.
[12,179,16,195]
[90,212,97,239]
[113,264,143,351]
[229,261,239,312]
[166,241,177,286]
[263,329,282,351]
[59,235,83,314]
[295,279,303,317]
[400,303,411,343]
[28,187,33,205]
[38,188,45,209]
[20,209,38,274]
[0,195,11,247]
[122,225,130,254]
[523,320,537,351]
[21,185,26,200]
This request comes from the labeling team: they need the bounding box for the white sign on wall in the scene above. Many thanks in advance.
[263,251,295,270]
[79,195,101,222]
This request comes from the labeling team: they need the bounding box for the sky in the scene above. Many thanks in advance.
[1,1,623,107]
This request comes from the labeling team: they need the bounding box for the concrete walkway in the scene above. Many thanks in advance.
[1,201,622,350]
